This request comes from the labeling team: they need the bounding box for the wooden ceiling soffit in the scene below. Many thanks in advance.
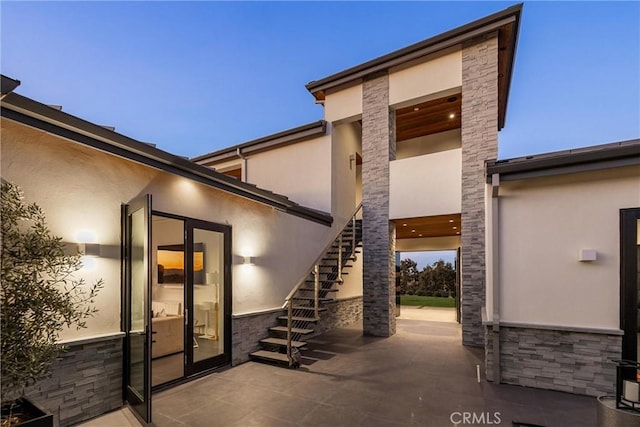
[395,94,461,142]
[394,214,461,239]
[498,21,517,130]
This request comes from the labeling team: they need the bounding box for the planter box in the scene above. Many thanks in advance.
[1,397,53,427]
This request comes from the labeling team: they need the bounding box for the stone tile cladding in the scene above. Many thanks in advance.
[485,325,621,396]
[313,296,363,336]
[2,336,123,427]
[232,309,283,365]
[362,71,396,337]
[461,34,499,347]
[232,297,363,363]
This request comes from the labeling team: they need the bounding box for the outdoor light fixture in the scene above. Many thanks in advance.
[243,256,255,265]
[71,230,100,257]
[449,113,456,119]
[78,243,101,257]
[578,249,597,262]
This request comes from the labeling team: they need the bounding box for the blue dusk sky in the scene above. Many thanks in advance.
[1,1,638,162]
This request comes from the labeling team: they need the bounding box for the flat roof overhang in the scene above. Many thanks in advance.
[486,139,640,182]
[306,4,522,131]
[192,121,326,165]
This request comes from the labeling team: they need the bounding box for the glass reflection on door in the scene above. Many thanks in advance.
[124,194,151,423]
[193,228,225,362]
[129,208,146,395]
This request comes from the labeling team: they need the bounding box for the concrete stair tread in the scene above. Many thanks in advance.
[260,337,307,348]
[277,315,319,322]
[292,296,332,302]
[250,350,290,364]
[293,306,327,312]
[269,326,314,334]
[300,287,338,292]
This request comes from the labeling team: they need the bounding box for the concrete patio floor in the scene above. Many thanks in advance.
[82,317,598,426]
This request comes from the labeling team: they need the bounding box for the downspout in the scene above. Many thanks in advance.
[491,173,501,383]
[236,148,248,182]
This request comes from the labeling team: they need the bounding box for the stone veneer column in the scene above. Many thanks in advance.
[461,34,498,347]
[362,71,396,337]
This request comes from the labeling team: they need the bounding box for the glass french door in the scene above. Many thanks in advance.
[185,219,231,375]
[123,195,152,424]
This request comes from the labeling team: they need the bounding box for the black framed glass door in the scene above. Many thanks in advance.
[123,194,152,424]
[621,208,640,363]
[185,219,232,375]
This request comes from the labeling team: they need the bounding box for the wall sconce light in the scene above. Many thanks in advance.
[78,243,101,257]
[243,256,255,265]
[578,249,597,262]
[349,154,356,170]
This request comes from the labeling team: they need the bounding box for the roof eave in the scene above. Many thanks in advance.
[1,75,21,96]
[306,4,522,92]
[192,120,326,164]
[1,93,333,227]
[305,4,523,129]
[486,139,640,182]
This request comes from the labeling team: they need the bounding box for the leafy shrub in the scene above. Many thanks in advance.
[1,182,103,401]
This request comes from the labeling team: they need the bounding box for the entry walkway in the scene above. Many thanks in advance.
[82,319,597,426]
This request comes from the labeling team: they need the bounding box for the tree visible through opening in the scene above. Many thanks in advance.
[398,251,456,308]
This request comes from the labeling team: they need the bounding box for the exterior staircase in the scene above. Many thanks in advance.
[250,207,363,367]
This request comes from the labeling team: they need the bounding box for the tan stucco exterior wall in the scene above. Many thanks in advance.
[388,47,462,107]
[245,135,332,213]
[1,118,335,341]
[390,148,462,219]
[495,166,640,331]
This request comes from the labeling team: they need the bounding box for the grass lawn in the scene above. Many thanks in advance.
[400,295,456,308]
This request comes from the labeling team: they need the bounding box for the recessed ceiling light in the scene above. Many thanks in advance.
[449,113,455,119]
[447,96,458,103]
[453,226,457,229]
[418,234,423,237]
[403,223,408,227]
[413,107,419,112]
[456,231,460,235]
[411,229,416,233]
[448,219,454,223]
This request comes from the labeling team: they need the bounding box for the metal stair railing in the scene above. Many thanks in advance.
[282,203,363,367]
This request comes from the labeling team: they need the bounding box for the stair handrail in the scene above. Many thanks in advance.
[282,202,362,367]
[281,202,363,308]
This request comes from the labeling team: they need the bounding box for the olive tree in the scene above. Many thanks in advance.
[1,182,103,402]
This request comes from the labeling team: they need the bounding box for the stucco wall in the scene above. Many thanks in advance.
[1,118,334,341]
[389,47,462,107]
[245,135,332,213]
[324,84,363,123]
[390,148,462,219]
[495,166,640,330]
[396,129,461,160]
[331,121,361,225]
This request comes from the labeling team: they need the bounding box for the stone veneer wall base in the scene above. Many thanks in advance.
[484,325,620,396]
[232,297,364,365]
[312,296,363,337]
[232,308,284,366]
[1,334,123,427]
